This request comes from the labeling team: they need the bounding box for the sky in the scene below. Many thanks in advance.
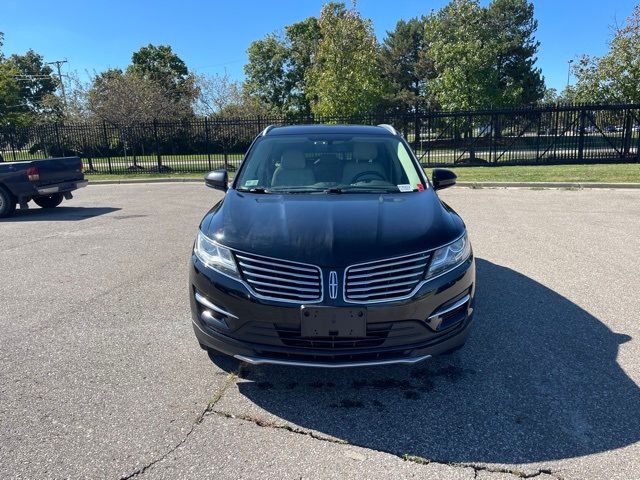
[0,0,637,92]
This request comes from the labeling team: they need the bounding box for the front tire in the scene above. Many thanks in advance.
[33,193,64,209]
[0,187,16,218]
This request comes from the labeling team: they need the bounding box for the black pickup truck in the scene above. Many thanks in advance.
[0,156,87,218]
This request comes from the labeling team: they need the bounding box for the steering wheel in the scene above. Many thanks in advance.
[351,171,386,183]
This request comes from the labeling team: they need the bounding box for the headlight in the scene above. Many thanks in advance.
[425,233,471,279]
[194,231,240,279]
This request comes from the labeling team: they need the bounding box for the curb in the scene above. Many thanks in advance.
[456,181,640,189]
[87,178,640,189]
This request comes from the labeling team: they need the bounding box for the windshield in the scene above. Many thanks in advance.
[234,134,425,193]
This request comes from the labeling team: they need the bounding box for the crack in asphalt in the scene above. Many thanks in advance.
[210,409,561,480]
[118,370,241,480]
[117,364,560,480]
[210,410,348,445]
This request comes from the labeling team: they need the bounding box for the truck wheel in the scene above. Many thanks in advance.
[33,193,64,209]
[0,187,17,218]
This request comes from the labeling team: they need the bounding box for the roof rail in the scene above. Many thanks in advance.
[377,124,399,135]
[260,125,276,136]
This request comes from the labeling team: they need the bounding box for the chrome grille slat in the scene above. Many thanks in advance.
[344,251,430,303]
[347,254,429,273]
[246,287,319,299]
[246,279,320,293]
[235,252,322,302]
[237,261,319,280]
[346,279,420,293]
[235,254,317,273]
[348,264,425,280]
[347,287,415,299]
[348,271,423,286]
[242,270,319,286]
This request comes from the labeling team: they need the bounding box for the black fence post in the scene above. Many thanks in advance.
[223,120,229,171]
[577,106,586,161]
[552,106,560,160]
[204,117,212,170]
[102,121,113,174]
[54,123,63,156]
[414,110,420,149]
[153,120,162,172]
[636,110,640,162]
[84,128,94,172]
[426,113,431,166]
[10,126,17,161]
[535,112,542,162]
[489,113,497,164]
[623,108,633,158]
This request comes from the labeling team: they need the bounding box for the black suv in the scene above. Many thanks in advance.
[190,124,475,368]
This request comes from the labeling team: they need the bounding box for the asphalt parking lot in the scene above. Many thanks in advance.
[1,183,639,479]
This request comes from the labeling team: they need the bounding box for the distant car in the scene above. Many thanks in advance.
[0,156,87,218]
[584,125,598,134]
[603,125,617,133]
[190,124,475,368]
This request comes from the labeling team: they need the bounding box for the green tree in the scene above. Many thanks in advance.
[571,5,640,103]
[88,68,192,124]
[0,33,27,125]
[540,87,559,104]
[244,34,290,111]
[306,3,384,117]
[244,16,322,114]
[8,49,59,117]
[380,18,435,111]
[284,16,322,113]
[0,61,23,124]
[424,0,500,110]
[488,0,544,106]
[128,44,196,103]
[424,0,543,110]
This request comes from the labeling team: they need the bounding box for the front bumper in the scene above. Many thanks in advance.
[190,255,475,368]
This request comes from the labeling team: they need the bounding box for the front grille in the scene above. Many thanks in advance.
[235,252,322,302]
[275,323,392,349]
[344,251,430,303]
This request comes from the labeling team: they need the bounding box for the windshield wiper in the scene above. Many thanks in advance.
[237,187,270,194]
[327,185,401,194]
[269,187,326,193]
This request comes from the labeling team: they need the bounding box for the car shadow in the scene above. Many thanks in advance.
[209,258,639,464]
[2,206,121,222]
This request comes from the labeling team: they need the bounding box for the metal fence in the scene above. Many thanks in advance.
[1,103,638,174]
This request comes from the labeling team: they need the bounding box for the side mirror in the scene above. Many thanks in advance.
[204,170,228,192]
[432,168,457,191]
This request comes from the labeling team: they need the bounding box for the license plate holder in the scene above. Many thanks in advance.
[300,307,367,337]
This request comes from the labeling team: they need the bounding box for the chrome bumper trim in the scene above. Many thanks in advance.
[233,354,432,369]
[37,186,60,194]
[37,181,88,195]
[427,294,471,321]
[195,292,238,319]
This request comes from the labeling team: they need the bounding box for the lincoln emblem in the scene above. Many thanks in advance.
[329,271,338,299]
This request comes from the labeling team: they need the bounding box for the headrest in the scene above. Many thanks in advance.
[353,143,378,161]
[281,150,306,169]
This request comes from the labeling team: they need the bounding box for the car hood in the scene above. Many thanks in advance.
[200,189,465,267]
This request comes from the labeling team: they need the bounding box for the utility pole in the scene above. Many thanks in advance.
[47,59,68,109]
[567,59,574,88]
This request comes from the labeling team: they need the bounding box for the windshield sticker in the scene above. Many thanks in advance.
[397,184,413,192]
[244,179,259,187]
[417,183,425,191]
